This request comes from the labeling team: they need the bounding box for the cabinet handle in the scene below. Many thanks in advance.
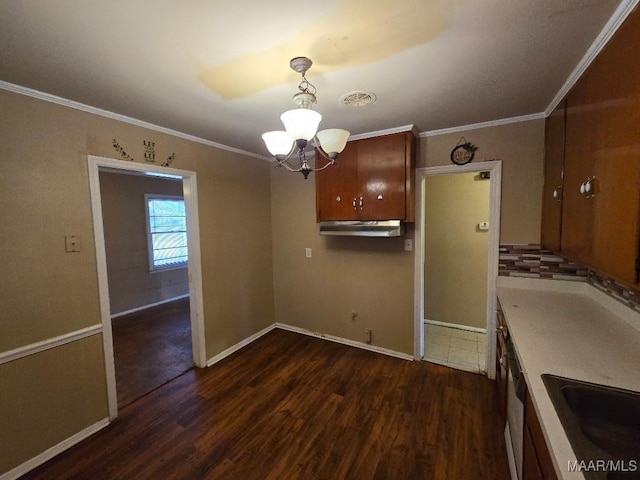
[580,177,599,199]
[552,186,562,201]
[352,198,357,209]
[359,196,363,209]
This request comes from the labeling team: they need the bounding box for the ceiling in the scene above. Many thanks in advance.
[0,0,633,158]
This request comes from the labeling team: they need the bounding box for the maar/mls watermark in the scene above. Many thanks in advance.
[568,459,638,473]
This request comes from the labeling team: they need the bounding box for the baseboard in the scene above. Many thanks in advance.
[0,418,110,480]
[424,318,487,334]
[206,324,276,367]
[110,294,190,319]
[275,323,414,361]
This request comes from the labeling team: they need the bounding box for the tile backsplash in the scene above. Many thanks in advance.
[499,244,640,314]
[498,244,588,280]
[588,270,640,314]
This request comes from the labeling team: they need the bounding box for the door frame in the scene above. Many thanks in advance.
[87,155,206,420]
[413,160,502,379]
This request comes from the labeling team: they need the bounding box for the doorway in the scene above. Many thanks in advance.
[413,161,502,379]
[88,155,206,419]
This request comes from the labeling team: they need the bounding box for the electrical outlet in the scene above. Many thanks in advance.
[65,235,80,253]
[305,247,312,258]
[404,239,413,251]
[365,329,372,344]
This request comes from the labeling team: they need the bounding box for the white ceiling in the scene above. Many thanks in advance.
[0,0,634,158]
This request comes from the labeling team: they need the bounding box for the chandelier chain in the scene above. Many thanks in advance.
[298,73,317,96]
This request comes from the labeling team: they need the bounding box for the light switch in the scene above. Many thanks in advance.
[305,247,312,258]
[477,222,489,231]
[65,235,80,252]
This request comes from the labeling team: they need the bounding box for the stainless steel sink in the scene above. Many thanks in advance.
[542,374,640,480]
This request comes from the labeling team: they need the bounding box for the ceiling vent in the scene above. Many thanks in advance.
[340,91,376,107]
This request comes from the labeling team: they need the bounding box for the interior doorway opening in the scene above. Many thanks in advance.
[98,168,193,407]
[423,171,490,373]
[88,155,206,419]
[414,161,502,380]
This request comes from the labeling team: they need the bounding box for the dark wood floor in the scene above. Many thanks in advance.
[23,329,510,480]
[112,298,193,406]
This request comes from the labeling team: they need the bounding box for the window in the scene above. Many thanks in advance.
[145,194,188,270]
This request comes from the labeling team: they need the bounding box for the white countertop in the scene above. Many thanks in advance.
[496,276,640,480]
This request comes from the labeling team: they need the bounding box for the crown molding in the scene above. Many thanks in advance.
[545,0,640,115]
[419,112,545,138]
[348,124,418,141]
[0,80,269,161]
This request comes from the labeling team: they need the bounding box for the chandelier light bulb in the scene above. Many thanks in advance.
[280,109,322,142]
[262,131,293,156]
[316,129,350,155]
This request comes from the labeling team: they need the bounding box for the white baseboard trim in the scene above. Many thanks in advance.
[206,324,276,367]
[0,418,110,480]
[275,323,414,361]
[424,318,487,334]
[110,294,190,319]
[0,324,103,366]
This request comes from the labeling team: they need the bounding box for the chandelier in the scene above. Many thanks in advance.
[262,57,351,179]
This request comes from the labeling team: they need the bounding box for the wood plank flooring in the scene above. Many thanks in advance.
[112,298,193,406]
[22,329,510,480]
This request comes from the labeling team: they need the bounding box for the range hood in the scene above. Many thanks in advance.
[319,220,405,237]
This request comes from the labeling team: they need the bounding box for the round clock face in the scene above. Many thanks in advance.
[450,145,475,165]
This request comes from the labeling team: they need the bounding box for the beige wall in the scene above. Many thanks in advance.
[271,168,415,354]
[424,172,489,329]
[100,171,189,314]
[0,89,275,475]
[419,119,545,244]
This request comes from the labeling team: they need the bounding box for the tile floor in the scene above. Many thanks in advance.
[423,323,486,374]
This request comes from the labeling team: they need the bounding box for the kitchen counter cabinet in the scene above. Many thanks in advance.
[497,277,640,480]
[315,131,415,222]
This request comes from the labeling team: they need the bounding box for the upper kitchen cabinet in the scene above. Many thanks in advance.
[315,131,416,222]
[561,6,640,286]
[540,100,566,252]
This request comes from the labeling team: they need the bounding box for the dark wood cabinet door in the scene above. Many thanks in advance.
[315,141,359,221]
[541,101,565,252]
[315,132,414,222]
[562,8,640,285]
[563,76,596,265]
[356,133,407,220]
[586,8,640,285]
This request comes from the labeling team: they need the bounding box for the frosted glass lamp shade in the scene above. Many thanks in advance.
[262,131,293,156]
[317,129,350,154]
[281,109,322,141]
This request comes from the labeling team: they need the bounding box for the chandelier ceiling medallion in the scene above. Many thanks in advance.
[262,57,351,179]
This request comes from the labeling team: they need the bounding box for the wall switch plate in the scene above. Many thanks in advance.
[477,222,489,231]
[305,247,312,258]
[404,239,413,251]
